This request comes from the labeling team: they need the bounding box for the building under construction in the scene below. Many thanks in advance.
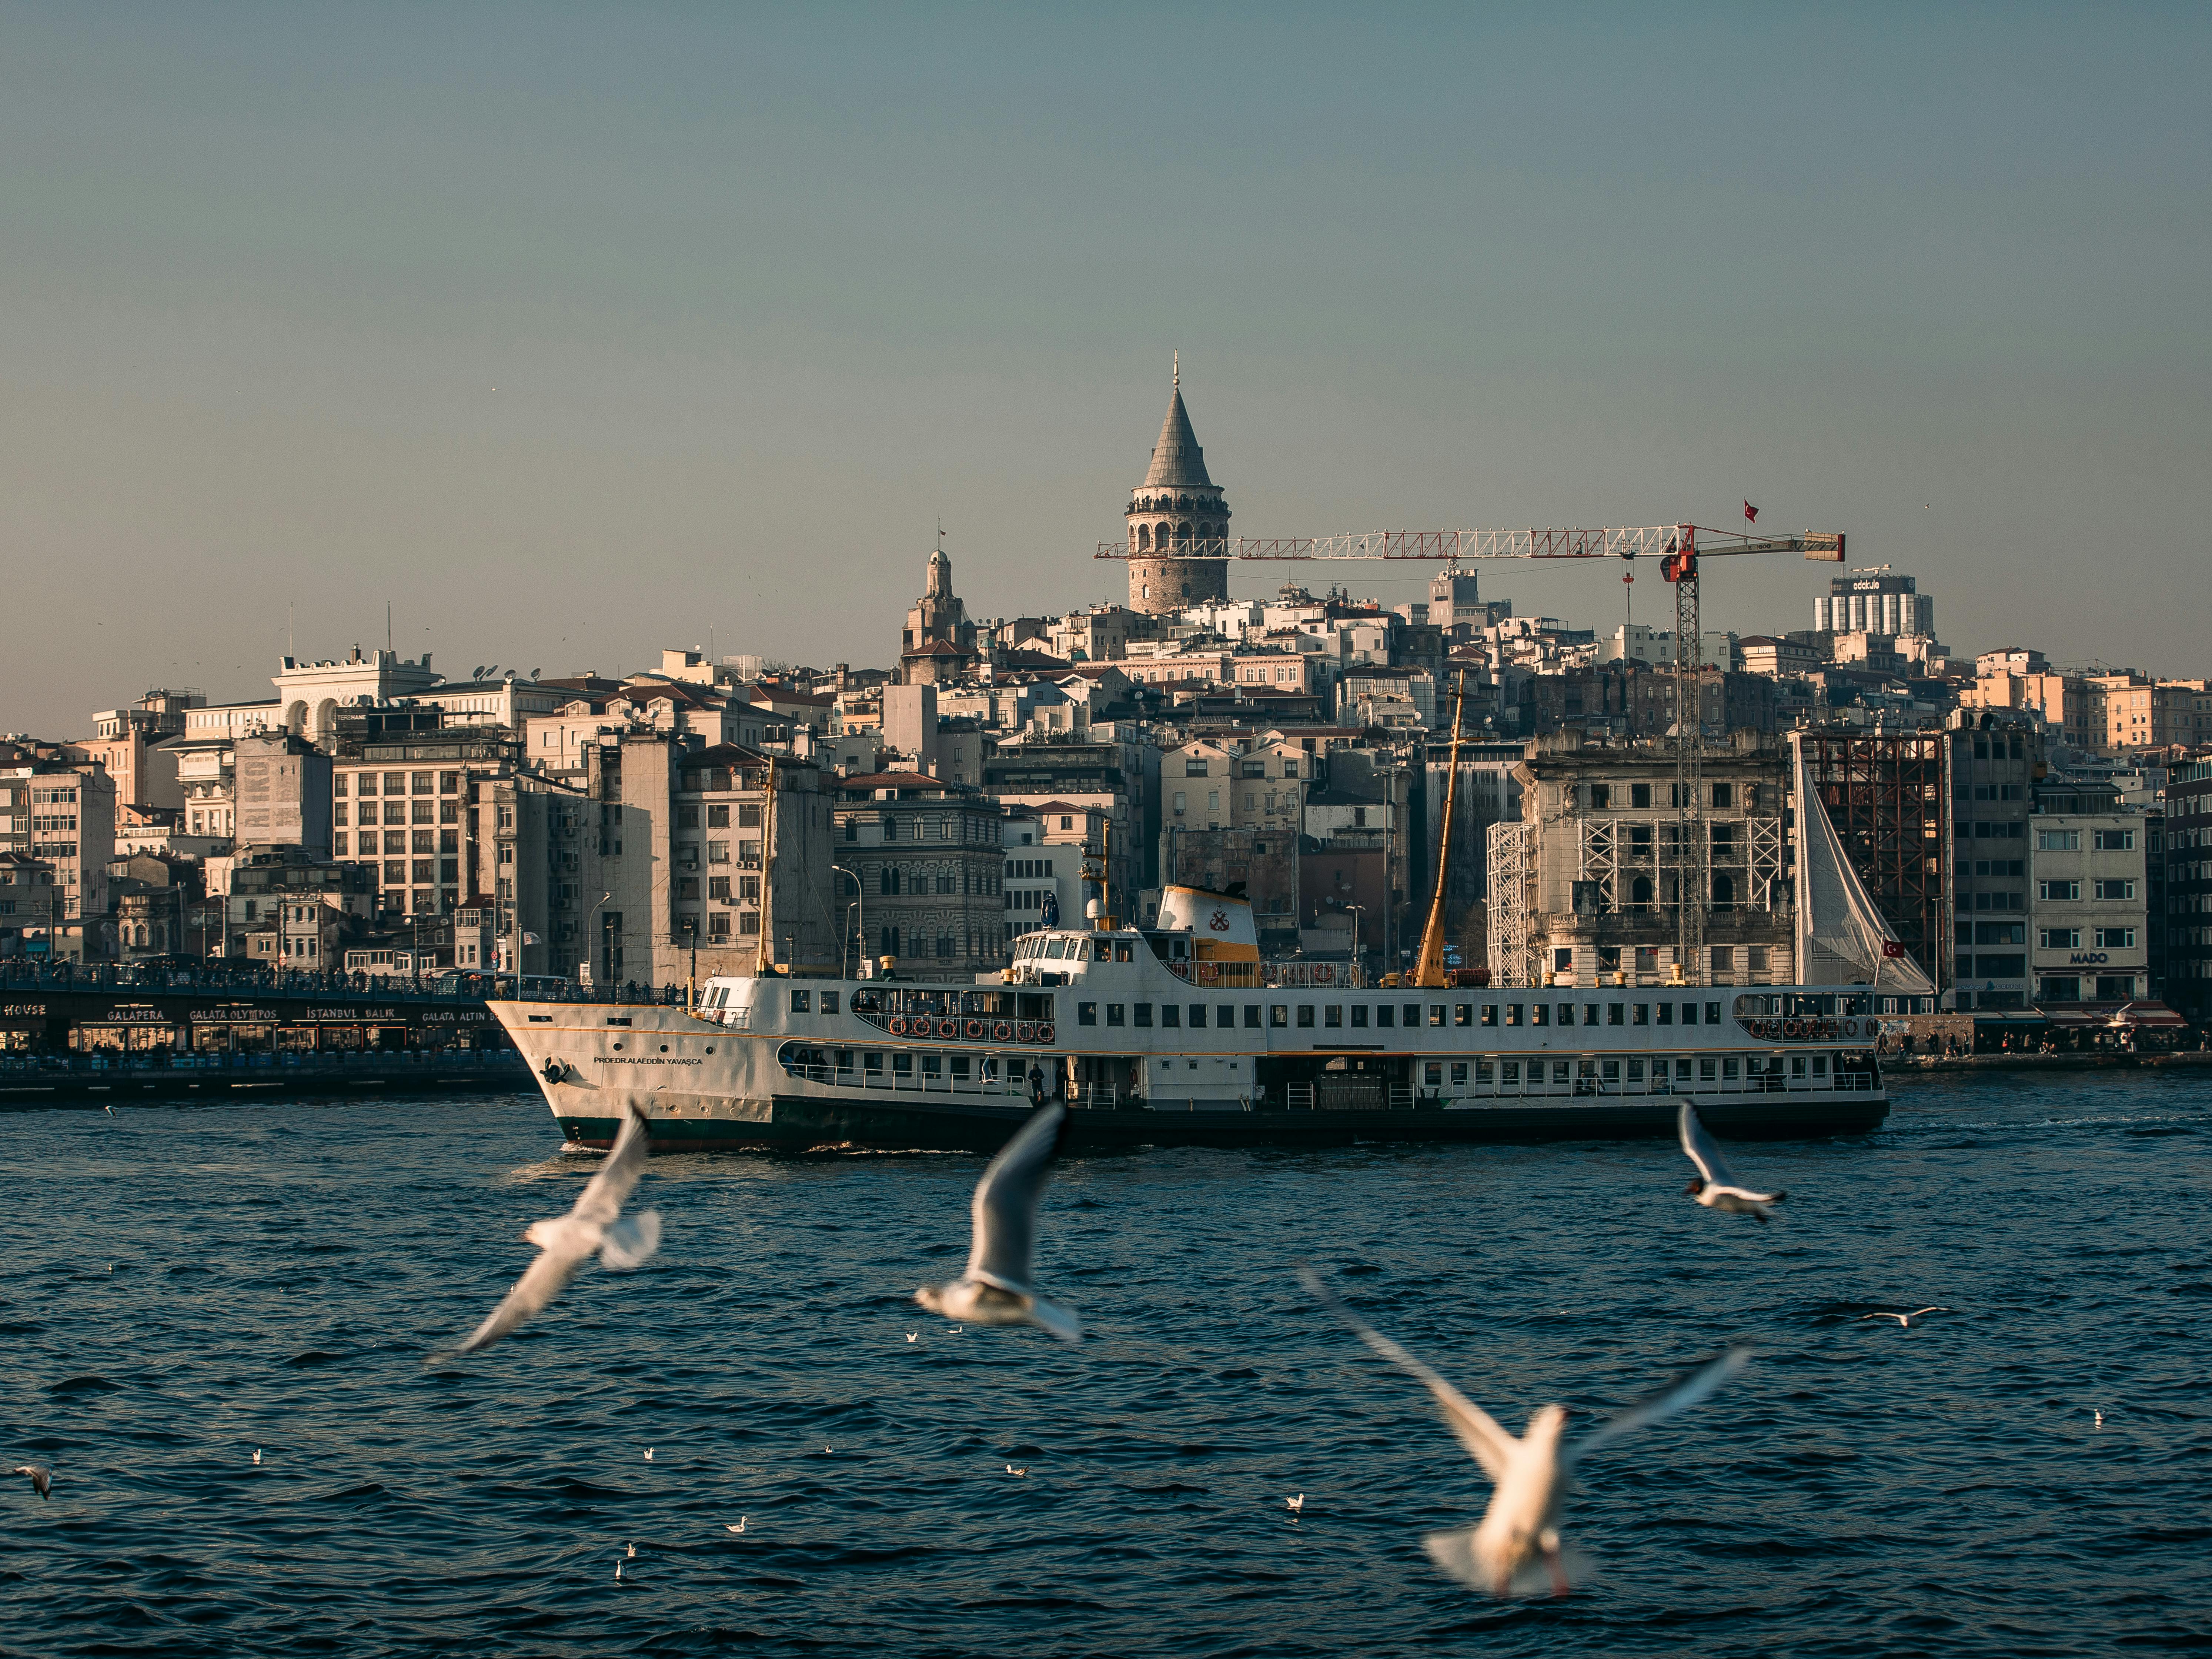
[1793,730,1951,995]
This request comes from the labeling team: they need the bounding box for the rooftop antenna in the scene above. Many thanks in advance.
[387,601,392,653]
[288,603,294,658]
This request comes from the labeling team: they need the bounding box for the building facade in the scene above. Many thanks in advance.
[1813,568,1937,638]
[2030,814,2149,1006]
[832,772,1009,976]
[1947,716,2039,1009]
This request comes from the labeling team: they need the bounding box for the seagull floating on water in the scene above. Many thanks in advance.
[625,1542,637,1559]
[726,1518,747,1534]
[1007,1463,1028,1477]
[1678,1105,1787,1222]
[1286,1493,1304,1514]
[1858,1307,1951,1328]
[644,1449,654,1462]
[447,1103,661,1356]
[1300,1266,1749,1597]
[614,1560,625,1582]
[11,1464,51,1500]
[915,1102,1080,1342]
[2094,1409,2105,1428]
[252,1448,262,1465]
[906,1332,918,1343]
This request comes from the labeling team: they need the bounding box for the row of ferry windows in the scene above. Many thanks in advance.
[1437,1054,1833,1085]
[1075,999,1730,1030]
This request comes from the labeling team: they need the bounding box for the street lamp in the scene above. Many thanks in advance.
[1345,903,1366,982]
[832,865,862,980]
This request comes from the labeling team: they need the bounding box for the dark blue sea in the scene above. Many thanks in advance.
[6,1074,2210,1657]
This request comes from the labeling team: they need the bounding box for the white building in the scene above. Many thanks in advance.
[2030,814,2149,1005]
[1813,568,1937,638]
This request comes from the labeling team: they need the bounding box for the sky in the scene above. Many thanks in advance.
[1,4,2206,738]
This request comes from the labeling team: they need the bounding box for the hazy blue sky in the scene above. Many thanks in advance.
[2,4,2206,737]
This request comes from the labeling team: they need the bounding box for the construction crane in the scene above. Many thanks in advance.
[1095,524,1847,984]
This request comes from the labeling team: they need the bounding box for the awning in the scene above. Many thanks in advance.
[2109,1001,2188,1027]
[2041,1008,2116,1029]
[1971,1011,2050,1025]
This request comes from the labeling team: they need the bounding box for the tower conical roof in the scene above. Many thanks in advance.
[1143,380,1213,488]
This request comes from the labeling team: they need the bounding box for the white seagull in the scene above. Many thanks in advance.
[1286,1493,1304,1515]
[725,1518,747,1534]
[1678,1104,1787,1222]
[1300,1267,1749,1597]
[644,1448,654,1462]
[1858,1307,1951,1328]
[11,1464,51,1500]
[449,1103,662,1356]
[252,1448,262,1465]
[1007,1463,1029,1476]
[906,1332,918,1343]
[915,1102,1080,1342]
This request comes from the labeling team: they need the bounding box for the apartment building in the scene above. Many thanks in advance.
[2030,814,2149,1005]
[2163,757,2212,1023]
[1949,715,2040,1010]
[832,772,1009,976]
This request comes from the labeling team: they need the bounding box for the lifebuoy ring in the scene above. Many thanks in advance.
[888,1016,907,1036]
[1844,1018,1859,1038]
[1016,1022,1035,1042]
[936,1020,957,1038]
[965,1019,984,1039]
[1781,1019,1800,1038]
[1037,1023,1055,1044]
[993,1021,1012,1041]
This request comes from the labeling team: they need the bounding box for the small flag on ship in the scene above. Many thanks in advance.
[1744,500,1759,524]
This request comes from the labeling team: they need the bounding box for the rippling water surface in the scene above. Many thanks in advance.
[6,1075,2211,1656]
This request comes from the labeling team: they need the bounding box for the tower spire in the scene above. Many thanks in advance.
[1172,349,1178,388]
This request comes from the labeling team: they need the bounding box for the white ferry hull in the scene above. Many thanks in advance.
[490,971,1891,1155]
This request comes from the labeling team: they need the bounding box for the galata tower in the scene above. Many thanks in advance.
[1124,356,1232,616]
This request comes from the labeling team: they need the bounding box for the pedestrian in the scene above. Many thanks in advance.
[1028,1063,1046,1108]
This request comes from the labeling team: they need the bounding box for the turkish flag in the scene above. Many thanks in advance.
[1744,500,1759,524]
[1881,941,1907,959]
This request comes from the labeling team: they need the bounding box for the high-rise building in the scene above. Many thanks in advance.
[1812,567,1936,638]
[1123,360,1232,617]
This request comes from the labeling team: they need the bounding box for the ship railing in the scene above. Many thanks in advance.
[0,1048,526,1078]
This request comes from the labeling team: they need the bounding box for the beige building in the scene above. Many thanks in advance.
[1487,731,1793,989]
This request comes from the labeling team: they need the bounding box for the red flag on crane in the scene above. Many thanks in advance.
[1881,940,1907,959]
[1744,500,1759,524]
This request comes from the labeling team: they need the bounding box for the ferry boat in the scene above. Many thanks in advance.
[492,883,1903,1154]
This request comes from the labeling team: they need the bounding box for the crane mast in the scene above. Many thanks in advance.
[1095,521,1845,988]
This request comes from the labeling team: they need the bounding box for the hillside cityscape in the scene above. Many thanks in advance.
[4,372,2206,1040]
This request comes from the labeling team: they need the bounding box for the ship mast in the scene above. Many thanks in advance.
[1410,668,1467,988]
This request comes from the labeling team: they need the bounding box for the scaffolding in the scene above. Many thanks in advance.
[1485,820,1536,987]
[1794,731,1949,993]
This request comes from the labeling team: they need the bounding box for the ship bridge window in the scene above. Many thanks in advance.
[1705,1002,1722,1025]
[1634,1003,1650,1026]
[1608,1003,1625,1026]
[1454,1004,1472,1027]
[1078,1002,1097,1027]
[1107,1004,1125,1027]
[1657,1004,1673,1026]
[1160,1004,1179,1028]
[1297,1005,1315,1028]
[1270,1006,1289,1028]
[1133,1003,1152,1027]
[1189,1005,1207,1028]
[1376,1005,1394,1028]
[1325,1005,1342,1028]
[1531,1005,1549,1028]
[1352,1005,1369,1028]
[1480,1004,1497,1027]
[791,989,811,1013]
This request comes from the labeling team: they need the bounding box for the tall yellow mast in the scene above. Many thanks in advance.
[753,756,779,977]
[1410,668,1467,988]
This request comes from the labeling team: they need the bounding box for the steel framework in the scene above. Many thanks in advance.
[1485,820,1536,988]
[1795,731,1950,993]
[1093,527,1845,563]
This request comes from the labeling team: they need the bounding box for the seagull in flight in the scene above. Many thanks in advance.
[10,1464,51,1500]
[915,1102,1080,1342]
[1858,1307,1951,1328]
[1300,1267,1749,1597]
[1678,1104,1787,1222]
[447,1103,661,1356]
